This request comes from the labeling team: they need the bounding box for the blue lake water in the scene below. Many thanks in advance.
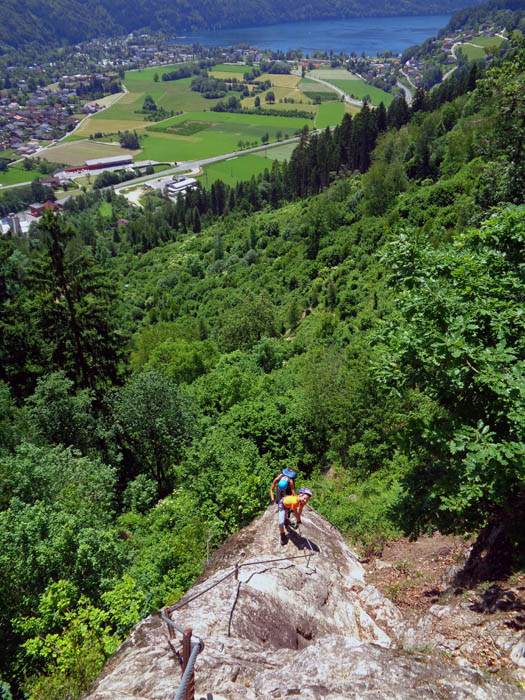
[178,14,452,56]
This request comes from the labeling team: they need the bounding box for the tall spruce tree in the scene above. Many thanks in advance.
[30,211,126,395]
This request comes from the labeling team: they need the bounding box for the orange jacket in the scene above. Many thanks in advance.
[282,495,302,512]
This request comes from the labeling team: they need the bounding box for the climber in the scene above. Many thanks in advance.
[270,467,297,505]
[278,488,312,546]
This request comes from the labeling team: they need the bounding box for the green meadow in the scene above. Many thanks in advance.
[460,43,487,60]
[0,163,43,186]
[315,102,345,129]
[198,153,273,186]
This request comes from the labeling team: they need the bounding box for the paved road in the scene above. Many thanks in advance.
[396,80,413,105]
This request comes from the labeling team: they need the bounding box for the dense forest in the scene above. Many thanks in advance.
[0,0,481,52]
[0,33,524,700]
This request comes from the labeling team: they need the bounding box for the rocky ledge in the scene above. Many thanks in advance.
[83,506,525,700]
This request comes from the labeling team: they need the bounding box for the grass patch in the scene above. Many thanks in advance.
[0,164,42,186]
[315,102,345,129]
[460,44,486,61]
[469,35,504,49]
[99,201,112,217]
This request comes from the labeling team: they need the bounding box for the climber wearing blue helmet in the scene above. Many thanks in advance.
[270,467,297,505]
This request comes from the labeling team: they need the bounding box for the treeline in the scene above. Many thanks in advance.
[211,98,315,119]
[161,60,216,82]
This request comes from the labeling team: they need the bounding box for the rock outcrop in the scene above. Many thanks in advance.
[83,506,525,700]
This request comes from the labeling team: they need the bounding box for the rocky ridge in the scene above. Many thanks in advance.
[83,506,525,700]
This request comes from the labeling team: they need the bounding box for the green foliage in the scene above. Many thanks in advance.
[25,371,96,452]
[111,371,196,494]
[31,211,127,395]
[180,427,272,534]
[145,338,219,384]
[16,579,130,698]
[376,205,525,537]
[218,293,276,352]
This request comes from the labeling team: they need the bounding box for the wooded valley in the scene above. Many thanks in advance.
[0,35,523,700]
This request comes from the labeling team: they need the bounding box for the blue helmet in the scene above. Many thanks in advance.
[299,487,312,497]
[282,468,297,479]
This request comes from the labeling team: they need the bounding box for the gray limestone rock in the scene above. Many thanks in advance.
[82,506,525,700]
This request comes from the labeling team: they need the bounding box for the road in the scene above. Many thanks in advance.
[396,79,413,105]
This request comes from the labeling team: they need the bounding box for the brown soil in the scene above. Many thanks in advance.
[363,534,525,681]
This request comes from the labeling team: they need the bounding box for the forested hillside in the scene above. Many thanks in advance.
[0,36,523,700]
[0,0,480,52]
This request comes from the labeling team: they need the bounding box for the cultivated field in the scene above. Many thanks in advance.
[198,153,273,186]
[299,78,339,94]
[141,111,311,162]
[328,79,393,106]
[309,69,359,81]
[210,63,251,74]
[308,68,393,106]
[38,140,138,166]
[74,117,154,138]
[260,142,297,161]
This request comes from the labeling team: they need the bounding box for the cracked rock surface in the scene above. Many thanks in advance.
[83,506,525,700]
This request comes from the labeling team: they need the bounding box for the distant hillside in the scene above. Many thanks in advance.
[0,0,482,52]
[440,0,525,34]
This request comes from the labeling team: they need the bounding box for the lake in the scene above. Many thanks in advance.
[178,14,452,56]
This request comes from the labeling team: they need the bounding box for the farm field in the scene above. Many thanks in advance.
[198,153,273,187]
[327,79,393,106]
[308,68,393,106]
[344,102,361,117]
[74,117,155,139]
[38,140,138,166]
[210,64,250,74]
[259,73,301,89]
[309,69,359,81]
[141,111,312,162]
[87,66,235,130]
[315,102,345,129]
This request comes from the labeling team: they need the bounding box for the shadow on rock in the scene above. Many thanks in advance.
[285,524,320,553]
